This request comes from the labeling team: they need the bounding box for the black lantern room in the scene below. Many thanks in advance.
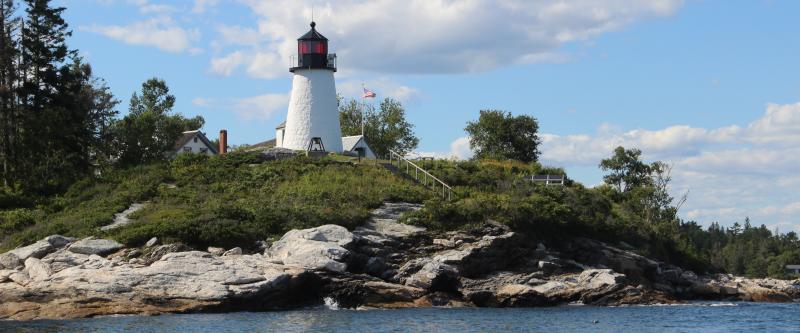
[291,21,336,72]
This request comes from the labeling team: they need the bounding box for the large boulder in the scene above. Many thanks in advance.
[402,259,459,292]
[495,284,548,307]
[44,235,75,248]
[24,258,52,281]
[0,269,15,283]
[67,238,124,256]
[223,247,243,256]
[40,249,91,273]
[0,250,321,320]
[0,252,21,269]
[283,225,354,246]
[266,225,354,272]
[9,240,54,260]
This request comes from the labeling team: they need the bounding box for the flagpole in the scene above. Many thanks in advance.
[361,83,365,137]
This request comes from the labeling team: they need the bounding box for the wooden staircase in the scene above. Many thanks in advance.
[384,150,454,200]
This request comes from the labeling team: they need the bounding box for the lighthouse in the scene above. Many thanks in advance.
[280,21,343,153]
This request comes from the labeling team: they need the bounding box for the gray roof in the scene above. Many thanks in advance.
[251,138,277,149]
[173,130,218,155]
[299,22,328,40]
[342,135,364,151]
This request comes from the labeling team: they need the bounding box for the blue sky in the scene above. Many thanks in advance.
[60,0,800,231]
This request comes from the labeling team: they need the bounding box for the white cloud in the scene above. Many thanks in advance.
[210,51,249,76]
[192,0,219,13]
[215,24,261,47]
[193,93,290,121]
[411,137,473,160]
[212,0,683,78]
[83,18,200,53]
[540,102,800,229]
[449,137,473,160]
[128,0,176,15]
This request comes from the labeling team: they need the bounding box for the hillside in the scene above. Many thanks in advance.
[0,152,428,252]
[2,151,799,279]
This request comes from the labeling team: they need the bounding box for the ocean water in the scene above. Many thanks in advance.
[1,302,798,333]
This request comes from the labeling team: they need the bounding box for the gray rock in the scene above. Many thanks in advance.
[41,248,91,273]
[404,260,459,291]
[365,257,386,276]
[9,240,54,260]
[44,235,75,248]
[145,237,158,247]
[255,240,270,252]
[432,239,455,247]
[222,247,243,256]
[353,203,425,243]
[141,243,193,264]
[208,247,225,256]
[262,147,297,160]
[24,257,52,281]
[495,284,547,306]
[8,271,30,286]
[266,225,353,272]
[101,202,147,231]
[0,252,21,269]
[0,269,15,283]
[285,224,354,246]
[68,238,124,256]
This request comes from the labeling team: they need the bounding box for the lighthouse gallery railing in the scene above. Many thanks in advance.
[387,149,453,201]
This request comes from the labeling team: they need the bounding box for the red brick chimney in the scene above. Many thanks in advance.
[219,129,228,155]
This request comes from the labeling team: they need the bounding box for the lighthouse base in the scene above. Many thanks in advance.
[281,69,343,153]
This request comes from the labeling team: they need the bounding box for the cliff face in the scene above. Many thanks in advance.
[1,203,798,320]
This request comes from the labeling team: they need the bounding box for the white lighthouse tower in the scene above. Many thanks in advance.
[280,21,342,153]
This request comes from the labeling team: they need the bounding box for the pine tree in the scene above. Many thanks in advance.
[113,78,203,165]
[0,0,18,189]
[17,0,84,192]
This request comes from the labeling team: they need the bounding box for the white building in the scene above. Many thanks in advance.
[280,21,343,153]
[171,130,219,158]
[342,135,376,158]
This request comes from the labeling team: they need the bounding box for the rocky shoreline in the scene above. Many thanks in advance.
[1,203,798,320]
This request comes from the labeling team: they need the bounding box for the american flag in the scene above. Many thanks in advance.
[362,87,376,98]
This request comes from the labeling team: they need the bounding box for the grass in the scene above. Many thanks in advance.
[0,152,429,251]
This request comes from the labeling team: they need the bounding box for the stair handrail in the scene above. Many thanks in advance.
[387,149,453,200]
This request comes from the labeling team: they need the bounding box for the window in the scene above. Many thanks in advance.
[200,148,208,153]
[299,41,326,54]
[193,137,198,143]
[183,147,192,152]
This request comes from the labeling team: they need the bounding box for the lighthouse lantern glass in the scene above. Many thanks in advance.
[299,40,327,55]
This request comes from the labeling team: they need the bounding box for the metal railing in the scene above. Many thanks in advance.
[387,149,454,200]
[289,53,337,70]
[526,174,565,186]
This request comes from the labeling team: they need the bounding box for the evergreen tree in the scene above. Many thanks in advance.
[0,0,18,189]
[17,0,76,192]
[113,78,203,165]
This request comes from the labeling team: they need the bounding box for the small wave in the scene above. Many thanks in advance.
[707,302,737,307]
[323,297,340,310]
[629,302,738,308]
